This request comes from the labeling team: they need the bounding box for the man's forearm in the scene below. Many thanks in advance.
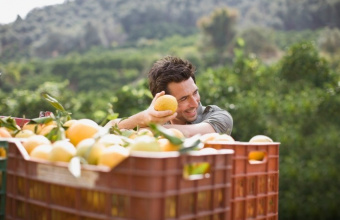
[163,122,215,137]
[105,111,148,129]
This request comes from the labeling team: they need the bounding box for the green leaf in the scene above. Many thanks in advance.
[30,117,54,124]
[149,123,183,145]
[0,116,20,132]
[179,134,203,153]
[41,92,65,111]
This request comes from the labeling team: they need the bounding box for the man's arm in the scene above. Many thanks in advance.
[105,92,177,130]
[163,122,215,137]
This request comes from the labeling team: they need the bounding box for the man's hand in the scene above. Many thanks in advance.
[142,91,177,125]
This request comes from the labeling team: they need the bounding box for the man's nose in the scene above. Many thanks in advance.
[188,96,199,108]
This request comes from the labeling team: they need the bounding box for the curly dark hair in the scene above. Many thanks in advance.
[148,56,196,97]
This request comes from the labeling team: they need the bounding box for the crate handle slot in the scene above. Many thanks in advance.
[183,162,211,180]
[248,151,267,164]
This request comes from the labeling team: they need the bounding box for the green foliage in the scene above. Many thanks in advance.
[111,79,152,117]
[279,41,333,88]
[197,41,340,220]
[197,7,238,56]
[318,27,340,55]
[237,27,279,59]
[1,3,340,218]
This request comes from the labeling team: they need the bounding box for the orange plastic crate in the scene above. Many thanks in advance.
[204,141,279,220]
[5,139,234,220]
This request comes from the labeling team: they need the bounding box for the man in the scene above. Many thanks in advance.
[105,56,233,137]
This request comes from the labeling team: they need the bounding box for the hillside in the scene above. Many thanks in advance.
[1,0,339,61]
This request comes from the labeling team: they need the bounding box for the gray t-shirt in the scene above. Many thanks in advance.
[188,103,233,135]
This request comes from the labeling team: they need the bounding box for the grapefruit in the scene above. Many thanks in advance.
[154,95,178,113]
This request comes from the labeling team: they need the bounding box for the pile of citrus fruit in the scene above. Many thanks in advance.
[0,114,274,169]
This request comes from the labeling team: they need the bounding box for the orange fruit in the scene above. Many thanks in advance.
[63,119,77,130]
[48,140,76,162]
[23,135,51,154]
[3,125,20,136]
[98,145,129,169]
[154,95,178,113]
[66,119,100,146]
[158,138,180,151]
[39,124,58,136]
[0,127,12,138]
[248,151,266,161]
[167,128,185,138]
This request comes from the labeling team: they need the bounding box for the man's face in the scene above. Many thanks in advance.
[168,77,200,124]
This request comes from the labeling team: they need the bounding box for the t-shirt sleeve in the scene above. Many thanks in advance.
[203,106,233,135]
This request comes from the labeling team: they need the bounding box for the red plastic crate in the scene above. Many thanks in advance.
[0,117,30,128]
[5,139,234,220]
[204,141,279,220]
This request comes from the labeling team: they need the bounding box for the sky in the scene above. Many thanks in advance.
[0,0,65,24]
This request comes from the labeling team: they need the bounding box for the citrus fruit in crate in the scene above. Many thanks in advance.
[248,151,266,161]
[39,124,58,136]
[199,133,220,143]
[22,122,43,134]
[23,135,51,154]
[48,140,76,162]
[98,145,130,168]
[66,119,100,146]
[168,128,185,138]
[158,138,180,151]
[15,129,35,138]
[98,134,124,147]
[30,144,53,160]
[213,134,235,142]
[249,135,273,143]
[129,135,162,152]
[154,94,178,113]
[63,119,78,130]
[76,138,105,165]
[0,127,12,138]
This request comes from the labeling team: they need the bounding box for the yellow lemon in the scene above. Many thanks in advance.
[48,140,76,162]
[76,138,105,165]
[213,134,235,142]
[249,135,273,143]
[98,134,124,147]
[30,144,53,160]
[129,135,161,152]
[15,129,35,138]
[199,133,220,144]
[23,135,51,154]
